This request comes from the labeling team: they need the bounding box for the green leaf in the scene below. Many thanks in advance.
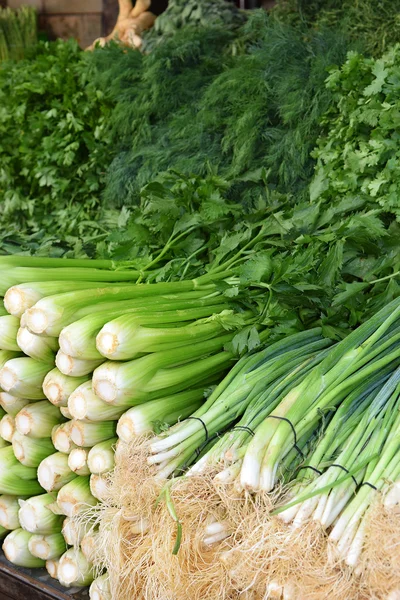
[332,282,370,306]
[363,60,388,97]
[310,167,329,202]
[318,240,344,288]
[239,252,272,284]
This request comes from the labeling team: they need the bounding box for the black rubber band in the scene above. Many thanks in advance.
[361,481,378,491]
[266,415,304,458]
[330,464,358,487]
[297,465,323,476]
[186,417,209,442]
[196,432,219,457]
[232,426,255,437]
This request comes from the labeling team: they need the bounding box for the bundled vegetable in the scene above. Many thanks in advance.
[3,529,45,568]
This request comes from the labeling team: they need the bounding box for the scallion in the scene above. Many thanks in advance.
[90,474,109,502]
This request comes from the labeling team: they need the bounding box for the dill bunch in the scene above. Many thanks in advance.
[272,0,400,57]
[99,25,237,207]
[97,11,351,209]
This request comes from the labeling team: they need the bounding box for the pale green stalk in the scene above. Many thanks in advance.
[25,280,215,336]
[0,495,24,530]
[68,448,90,476]
[68,382,125,422]
[0,414,15,442]
[0,357,51,399]
[37,452,76,492]
[17,326,57,362]
[51,422,77,454]
[12,432,55,467]
[0,265,145,295]
[70,420,117,448]
[96,310,248,360]
[0,316,20,351]
[3,529,45,567]
[4,281,137,317]
[58,548,94,587]
[93,333,235,406]
[87,439,117,474]
[55,350,104,377]
[18,493,63,534]
[43,369,90,407]
[28,532,66,560]
[0,393,29,417]
[116,388,206,441]
[57,476,97,517]
[15,401,63,438]
[0,447,43,495]
[58,293,226,359]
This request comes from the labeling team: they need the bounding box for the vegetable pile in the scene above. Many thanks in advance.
[0,39,115,255]
[1,1,400,599]
[0,222,398,599]
[0,6,37,63]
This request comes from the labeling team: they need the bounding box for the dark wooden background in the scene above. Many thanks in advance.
[3,1,275,49]
[5,0,115,49]
[0,553,89,600]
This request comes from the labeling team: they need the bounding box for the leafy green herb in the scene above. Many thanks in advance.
[0,39,116,256]
[311,45,400,221]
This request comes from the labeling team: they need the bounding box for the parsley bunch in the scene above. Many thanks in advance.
[311,45,400,221]
[0,39,116,256]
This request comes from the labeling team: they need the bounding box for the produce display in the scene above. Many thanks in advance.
[0,6,37,62]
[0,1,399,600]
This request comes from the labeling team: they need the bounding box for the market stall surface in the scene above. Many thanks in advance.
[0,551,88,600]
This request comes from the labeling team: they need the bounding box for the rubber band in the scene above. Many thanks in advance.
[266,415,304,458]
[297,465,322,476]
[330,463,358,487]
[195,435,217,458]
[361,481,378,491]
[232,425,255,437]
[186,417,209,442]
